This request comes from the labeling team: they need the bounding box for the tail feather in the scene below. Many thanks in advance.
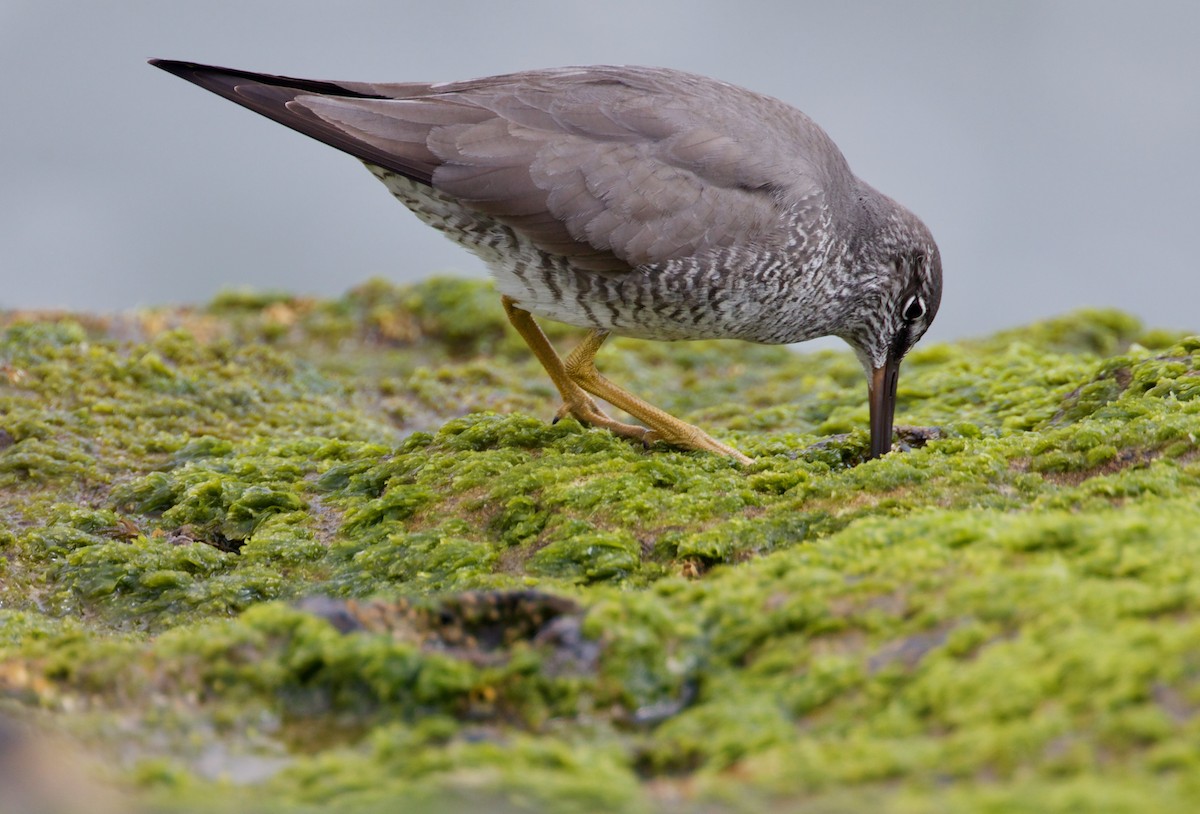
[148,59,436,184]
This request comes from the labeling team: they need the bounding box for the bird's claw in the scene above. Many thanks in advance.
[554,399,750,465]
[554,397,642,437]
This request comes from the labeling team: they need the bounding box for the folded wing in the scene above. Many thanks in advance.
[151,61,838,273]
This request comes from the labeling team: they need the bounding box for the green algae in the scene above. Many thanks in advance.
[2,278,1200,812]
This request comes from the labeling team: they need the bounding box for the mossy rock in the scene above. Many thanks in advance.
[1,278,1199,813]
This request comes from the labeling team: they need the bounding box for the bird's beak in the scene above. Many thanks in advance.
[868,355,901,459]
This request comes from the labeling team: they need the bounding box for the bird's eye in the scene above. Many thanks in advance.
[902,295,925,322]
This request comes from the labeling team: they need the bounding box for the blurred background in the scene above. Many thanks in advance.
[2,0,1197,343]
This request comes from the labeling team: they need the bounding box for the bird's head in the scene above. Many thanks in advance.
[838,201,942,459]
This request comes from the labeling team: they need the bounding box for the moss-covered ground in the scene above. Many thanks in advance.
[2,277,1199,813]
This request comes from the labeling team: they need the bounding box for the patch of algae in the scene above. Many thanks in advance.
[2,277,1200,813]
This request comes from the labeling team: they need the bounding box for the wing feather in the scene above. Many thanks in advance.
[151,61,849,272]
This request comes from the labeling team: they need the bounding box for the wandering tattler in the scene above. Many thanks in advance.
[150,60,942,464]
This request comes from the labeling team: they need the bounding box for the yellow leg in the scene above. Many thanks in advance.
[563,328,754,466]
[501,297,650,443]
[502,297,751,464]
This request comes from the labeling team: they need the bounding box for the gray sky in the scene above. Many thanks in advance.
[2,1,1198,344]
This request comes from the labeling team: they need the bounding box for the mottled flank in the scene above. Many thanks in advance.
[2,278,1200,813]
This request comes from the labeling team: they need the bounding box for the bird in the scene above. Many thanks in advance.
[149,60,942,465]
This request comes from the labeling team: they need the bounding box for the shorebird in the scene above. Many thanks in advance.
[150,60,942,465]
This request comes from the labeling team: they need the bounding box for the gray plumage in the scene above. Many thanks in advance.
[150,60,943,460]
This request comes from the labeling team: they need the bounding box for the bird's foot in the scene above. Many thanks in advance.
[553,396,653,444]
[642,427,754,466]
[554,396,753,466]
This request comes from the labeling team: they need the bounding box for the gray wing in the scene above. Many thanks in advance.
[150,61,843,272]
